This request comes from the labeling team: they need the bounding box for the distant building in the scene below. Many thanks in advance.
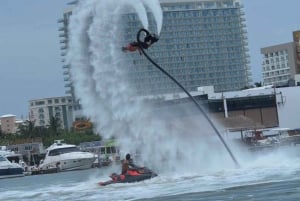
[261,42,297,87]
[29,96,74,130]
[261,30,300,87]
[0,114,24,134]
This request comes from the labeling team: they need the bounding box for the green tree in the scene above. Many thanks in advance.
[48,116,61,136]
[254,82,262,87]
[18,120,36,138]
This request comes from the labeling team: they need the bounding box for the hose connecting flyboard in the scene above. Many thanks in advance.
[136,28,239,167]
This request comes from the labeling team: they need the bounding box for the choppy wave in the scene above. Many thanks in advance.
[1,149,300,201]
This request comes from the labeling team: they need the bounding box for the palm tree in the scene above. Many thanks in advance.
[18,120,36,138]
[48,116,61,136]
[254,82,262,87]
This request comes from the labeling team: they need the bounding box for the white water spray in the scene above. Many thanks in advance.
[67,0,236,173]
[141,0,163,34]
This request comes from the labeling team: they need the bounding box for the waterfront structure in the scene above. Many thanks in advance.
[261,42,297,87]
[0,114,23,134]
[149,85,300,131]
[7,142,44,156]
[144,85,279,131]
[58,0,251,117]
[79,140,120,166]
[29,96,74,130]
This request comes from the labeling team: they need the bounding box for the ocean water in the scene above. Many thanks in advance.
[1,147,300,201]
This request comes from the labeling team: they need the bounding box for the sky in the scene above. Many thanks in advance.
[0,0,300,119]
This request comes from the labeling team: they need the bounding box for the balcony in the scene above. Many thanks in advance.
[60,39,67,44]
[58,27,66,31]
[57,18,64,23]
[59,33,67,38]
[65,83,72,88]
[65,90,73,94]
[64,77,70,81]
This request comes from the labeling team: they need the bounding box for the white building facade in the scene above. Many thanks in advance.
[261,42,297,87]
[29,96,74,130]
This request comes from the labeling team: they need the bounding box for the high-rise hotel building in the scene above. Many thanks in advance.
[58,6,75,108]
[124,0,251,95]
[58,0,251,107]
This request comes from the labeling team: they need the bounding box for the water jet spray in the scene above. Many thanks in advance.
[136,28,240,167]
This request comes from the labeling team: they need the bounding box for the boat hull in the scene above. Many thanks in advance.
[58,157,96,171]
[39,153,96,172]
[0,167,24,179]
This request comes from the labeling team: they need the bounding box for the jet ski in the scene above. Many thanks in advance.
[98,167,157,186]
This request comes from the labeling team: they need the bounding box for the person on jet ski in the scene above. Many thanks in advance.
[121,33,159,54]
[121,153,139,174]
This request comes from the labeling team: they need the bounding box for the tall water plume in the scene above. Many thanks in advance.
[67,0,236,173]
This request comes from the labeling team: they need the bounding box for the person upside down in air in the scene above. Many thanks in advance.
[122,33,159,55]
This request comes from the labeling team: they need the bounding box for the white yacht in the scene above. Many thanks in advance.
[0,146,31,175]
[39,140,96,171]
[0,155,24,179]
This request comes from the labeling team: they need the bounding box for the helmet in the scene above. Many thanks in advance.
[125,153,131,160]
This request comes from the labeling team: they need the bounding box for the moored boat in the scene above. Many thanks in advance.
[0,155,24,179]
[38,140,96,172]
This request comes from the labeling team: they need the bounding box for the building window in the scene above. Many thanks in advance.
[25,146,32,151]
[48,100,52,104]
[35,101,45,106]
[11,147,18,152]
[55,99,59,103]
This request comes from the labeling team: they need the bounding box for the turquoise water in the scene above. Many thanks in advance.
[1,149,300,201]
